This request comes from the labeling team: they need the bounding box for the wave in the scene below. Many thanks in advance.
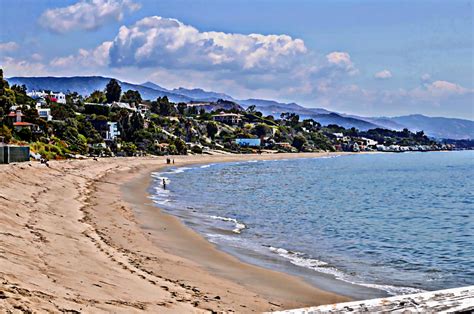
[210,215,247,234]
[268,246,425,296]
[168,167,192,174]
[200,164,211,168]
[320,155,341,159]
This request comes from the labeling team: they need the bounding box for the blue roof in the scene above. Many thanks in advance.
[235,138,261,146]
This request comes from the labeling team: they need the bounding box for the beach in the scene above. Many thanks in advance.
[0,153,350,313]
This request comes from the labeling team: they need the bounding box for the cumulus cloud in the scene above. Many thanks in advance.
[0,41,20,53]
[419,80,470,98]
[50,41,113,68]
[39,0,141,34]
[107,16,307,72]
[0,57,48,76]
[374,69,392,79]
[326,51,358,75]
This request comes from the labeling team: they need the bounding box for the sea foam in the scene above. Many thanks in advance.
[268,246,425,296]
[210,215,247,234]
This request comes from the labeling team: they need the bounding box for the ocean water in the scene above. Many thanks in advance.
[150,151,474,298]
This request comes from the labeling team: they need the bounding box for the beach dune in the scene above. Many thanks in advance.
[0,154,349,312]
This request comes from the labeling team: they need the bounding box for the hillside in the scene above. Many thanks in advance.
[7,76,473,139]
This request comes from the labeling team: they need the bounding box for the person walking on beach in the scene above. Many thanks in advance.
[162,178,166,190]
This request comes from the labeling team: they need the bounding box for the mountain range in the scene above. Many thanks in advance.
[7,76,474,140]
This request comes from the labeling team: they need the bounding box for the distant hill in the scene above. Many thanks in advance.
[140,81,168,92]
[240,99,378,130]
[189,99,244,112]
[389,114,474,140]
[7,76,192,103]
[7,75,473,139]
[170,87,234,102]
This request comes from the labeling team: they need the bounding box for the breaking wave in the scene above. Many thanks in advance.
[210,215,247,234]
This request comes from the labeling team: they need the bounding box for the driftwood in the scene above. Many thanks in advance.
[272,286,474,313]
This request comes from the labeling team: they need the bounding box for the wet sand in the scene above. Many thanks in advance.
[0,153,351,312]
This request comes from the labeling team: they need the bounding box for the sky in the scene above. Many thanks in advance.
[0,0,472,119]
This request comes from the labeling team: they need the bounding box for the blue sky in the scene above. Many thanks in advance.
[0,0,472,119]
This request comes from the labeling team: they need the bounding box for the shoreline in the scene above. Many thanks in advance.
[141,154,388,301]
[0,152,352,312]
[121,152,355,310]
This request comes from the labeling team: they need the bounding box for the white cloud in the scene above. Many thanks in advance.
[31,53,43,61]
[50,41,113,68]
[108,16,307,72]
[39,0,141,34]
[326,51,358,75]
[0,57,48,77]
[0,41,20,53]
[374,69,392,79]
[420,73,431,82]
[420,80,469,97]
[406,80,470,102]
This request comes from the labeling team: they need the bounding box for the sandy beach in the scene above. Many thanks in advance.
[0,153,351,313]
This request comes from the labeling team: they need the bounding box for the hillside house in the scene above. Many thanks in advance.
[213,112,242,125]
[235,138,261,147]
[7,110,40,132]
[106,122,120,140]
[137,104,149,116]
[37,108,52,121]
[27,90,66,104]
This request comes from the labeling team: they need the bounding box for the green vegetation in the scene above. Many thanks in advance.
[0,68,454,159]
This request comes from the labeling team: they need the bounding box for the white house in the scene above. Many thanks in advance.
[212,112,242,125]
[37,108,53,121]
[361,137,378,147]
[137,104,149,116]
[106,122,120,140]
[50,92,66,104]
[110,101,137,112]
[27,90,66,104]
[27,90,49,99]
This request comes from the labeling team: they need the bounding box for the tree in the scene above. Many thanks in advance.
[16,127,33,142]
[0,69,16,116]
[158,97,176,116]
[253,123,270,138]
[0,125,12,143]
[129,112,144,140]
[86,90,106,104]
[77,117,102,144]
[177,102,187,115]
[292,134,307,151]
[206,121,218,139]
[246,105,256,113]
[122,142,137,156]
[172,138,187,155]
[121,90,142,106]
[105,79,121,103]
[150,96,176,116]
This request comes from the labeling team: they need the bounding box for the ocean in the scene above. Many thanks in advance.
[150,151,474,299]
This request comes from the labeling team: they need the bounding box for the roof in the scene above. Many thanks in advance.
[13,122,34,126]
[235,138,261,146]
[213,112,242,117]
[8,111,23,117]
